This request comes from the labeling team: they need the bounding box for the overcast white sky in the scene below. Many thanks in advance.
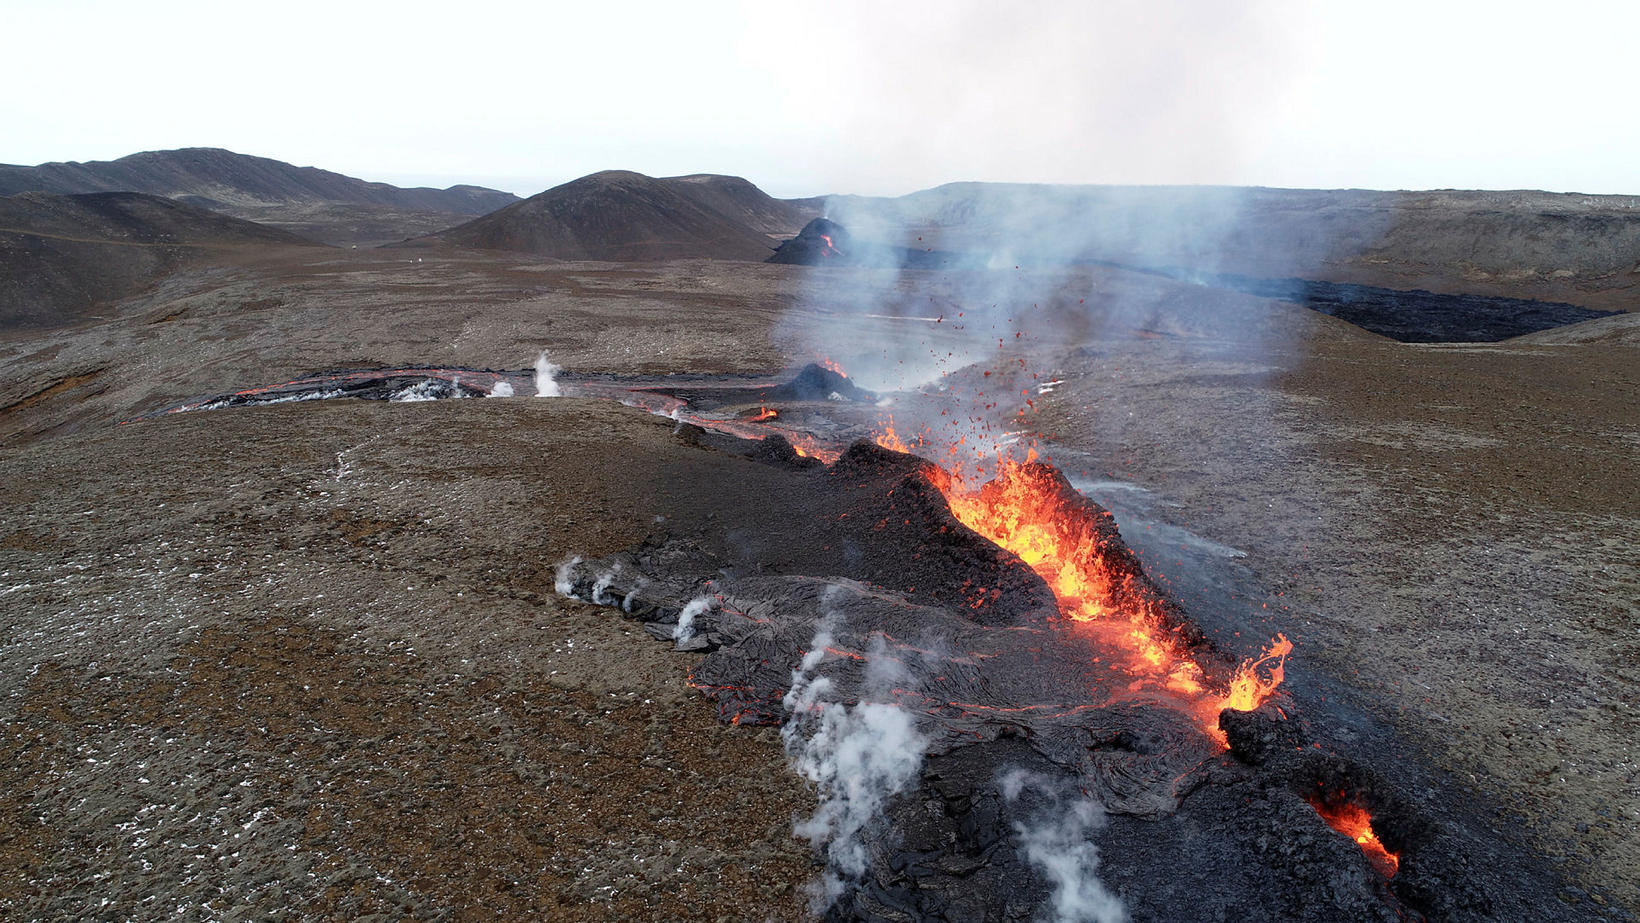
[3,0,1635,198]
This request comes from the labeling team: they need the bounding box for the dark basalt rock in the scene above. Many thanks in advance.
[1230,274,1622,343]
[671,420,708,446]
[767,217,853,264]
[1136,266,1625,343]
[153,366,522,414]
[768,217,977,269]
[760,362,877,403]
[1220,702,1307,766]
[749,433,824,469]
[827,439,934,481]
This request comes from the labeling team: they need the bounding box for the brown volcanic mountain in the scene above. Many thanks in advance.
[0,148,518,213]
[0,191,320,329]
[0,149,521,247]
[412,170,816,261]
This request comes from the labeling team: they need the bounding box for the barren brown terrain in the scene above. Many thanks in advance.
[0,149,521,248]
[0,246,1635,919]
[0,192,323,330]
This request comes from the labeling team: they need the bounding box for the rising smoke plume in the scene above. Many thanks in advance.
[773,3,1344,482]
[671,595,713,646]
[553,555,582,597]
[779,182,1317,478]
[390,379,462,402]
[782,600,929,911]
[1000,769,1127,923]
[534,350,562,397]
[588,563,621,606]
[619,577,649,613]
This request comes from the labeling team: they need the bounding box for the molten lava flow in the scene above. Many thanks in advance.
[928,457,1293,736]
[689,414,840,464]
[875,415,911,453]
[1221,634,1293,712]
[818,358,848,376]
[932,459,1205,698]
[1308,796,1400,877]
[749,405,778,422]
[819,234,839,256]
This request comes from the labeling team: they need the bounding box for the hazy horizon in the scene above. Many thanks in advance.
[10,150,1638,204]
[5,1,1636,199]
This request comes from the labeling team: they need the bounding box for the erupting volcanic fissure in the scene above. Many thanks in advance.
[151,358,1574,915]
[925,454,1293,739]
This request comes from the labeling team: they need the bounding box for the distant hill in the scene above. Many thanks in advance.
[410,170,818,261]
[807,184,1640,312]
[0,148,518,213]
[0,149,521,246]
[663,174,815,237]
[0,191,319,329]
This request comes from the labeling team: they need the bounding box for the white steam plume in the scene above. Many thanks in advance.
[672,595,713,645]
[620,577,649,614]
[1000,769,1127,923]
[489,380,515,398]
[589,564,620,606]
[783,604,928,912]
[534,350,562,397]
[553,555,582,598]
[862,632,912,691]
[390,379,449,402]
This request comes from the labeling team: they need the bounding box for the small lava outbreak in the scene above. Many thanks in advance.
[1308,792,1400,878]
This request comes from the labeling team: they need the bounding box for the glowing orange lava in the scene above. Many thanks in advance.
[789,436,837,463]
[818,357,848,376]
[875,415,912,453]
[928,456,1292,736]
[750,405,778,422]
[1308,797,1400,877]
[1222,633,1293,712]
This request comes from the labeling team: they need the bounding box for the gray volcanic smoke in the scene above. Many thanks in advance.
[774,182,1332,484]
[1000,769,1126,923]
[782,599,929,912]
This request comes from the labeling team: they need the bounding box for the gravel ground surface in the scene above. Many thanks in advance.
[1,249,1634,918]
[0,398,816,921]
